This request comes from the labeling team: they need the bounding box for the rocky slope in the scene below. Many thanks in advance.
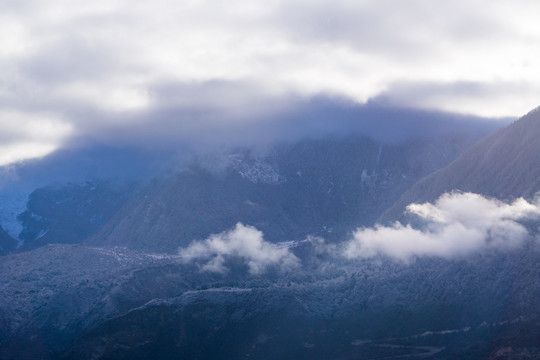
[89,134,480,253]
[380,107,540,223]
[15,180,135,252]
[0,143,175,255]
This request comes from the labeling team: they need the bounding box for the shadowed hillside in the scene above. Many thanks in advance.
[380,107,540,223]
[89,134,479,252]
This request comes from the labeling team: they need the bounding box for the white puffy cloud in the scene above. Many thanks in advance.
[179,223,300,274]
[343,192,540,261]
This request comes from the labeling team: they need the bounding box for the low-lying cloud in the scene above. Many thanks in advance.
[177,193,540,273]
[179,223,300,274]
[344,192,540,261]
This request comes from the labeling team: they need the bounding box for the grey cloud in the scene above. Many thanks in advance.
[0,74,507,176]
[275,0,508,57]
[0,0,537,166]
[372,80,538,117]
[68,83,502,151]
[19,39,122,84]
[178,223,300,275]
[343,192,540,261]
[375,81,536,105]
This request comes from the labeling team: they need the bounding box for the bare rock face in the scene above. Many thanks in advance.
[380,108,540,223]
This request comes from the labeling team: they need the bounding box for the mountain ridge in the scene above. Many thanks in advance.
[380,108,540,223]
[87,134,481,252]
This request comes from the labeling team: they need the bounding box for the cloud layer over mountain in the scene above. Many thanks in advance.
[1,0,538,164]
[344,192,540,261]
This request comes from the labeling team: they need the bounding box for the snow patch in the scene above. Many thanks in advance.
[231,156,284,185]
[376,144,383,165]
[35,229,49,240]
[272,239,309,249]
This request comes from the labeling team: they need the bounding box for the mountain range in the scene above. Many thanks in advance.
[0,108,539,359]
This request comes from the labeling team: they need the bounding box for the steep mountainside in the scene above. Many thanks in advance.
[380,107,540,223]
[89,134,480,252]
[14,180,135,252]
[0,144,175,255]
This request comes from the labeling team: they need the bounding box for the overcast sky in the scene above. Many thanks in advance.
[1,0,539,165]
